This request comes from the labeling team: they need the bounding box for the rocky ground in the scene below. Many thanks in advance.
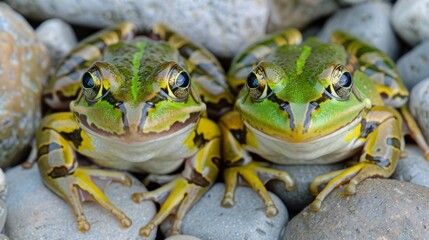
[2,0,429,239]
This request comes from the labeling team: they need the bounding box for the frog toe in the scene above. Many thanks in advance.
[77,216,90,232]
[136,177,209,237]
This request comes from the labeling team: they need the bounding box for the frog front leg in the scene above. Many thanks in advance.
[219,111,295,216]
[132,117,220,236]
[37,112,132,231]
[309,106,402,211]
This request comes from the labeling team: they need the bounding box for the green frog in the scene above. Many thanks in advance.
[219,29,429,216]
[37,22,232,236]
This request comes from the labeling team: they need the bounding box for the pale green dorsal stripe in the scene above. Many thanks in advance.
[296,45,311,75]
[131,42,147,100]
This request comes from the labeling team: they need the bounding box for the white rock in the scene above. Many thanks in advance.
[318,1,400,59]
[36,18,77,67]
[392,0,429,46]
[409,78,429,143]
[6,0,269,57]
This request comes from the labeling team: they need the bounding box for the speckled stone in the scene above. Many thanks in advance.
[165,235,201,240]
[267,163,344,213]
[6,0,269,57]
[160,183,288,240]
[285,179,429,239]
[392,0,429,46]
[0,2,50,168]
[396,41,429,90]
[36,18,77,68]
[409,78,429,142]
[392,145,429,186]
[268,0,338,31]
[5,165,157,239]
[318,1,400,59]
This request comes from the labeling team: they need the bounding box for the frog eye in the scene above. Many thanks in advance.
[81,66,103,101]
[328,67,353,101]
[167,65,191,100]
[246,66,270,101]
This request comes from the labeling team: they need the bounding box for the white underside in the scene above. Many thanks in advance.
[79,122,197,174]
[245,117,365,164]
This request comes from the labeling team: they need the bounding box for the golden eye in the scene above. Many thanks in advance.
[246,65,269,101]
[167,65,191,100]
[81,66,102,101]
[329,65,353,100]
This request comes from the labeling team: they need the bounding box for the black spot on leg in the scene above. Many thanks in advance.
[187,169,210,187]
[61,129,84,149]
[386,137,401,150]
[359,119,380,138]
[365,154,391,168]
[37,143,63,157]
[230,129,247,145]
[193,132,209,148]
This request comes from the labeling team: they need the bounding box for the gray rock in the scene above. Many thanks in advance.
[161,183,288,240]
[285,179,429,239]
[409,79,429,143]
[6,0,269,58]
[165,235,201,240]
[268,0,338,32]
[392,0,429,46]
[0,169,7,201]
[392,144,429,186]
[267,163,344,213]
[36,18,77,68]
[5,165,157,239]
[318,1,400,59]
[396,41,429,90]
[337,0,387,6]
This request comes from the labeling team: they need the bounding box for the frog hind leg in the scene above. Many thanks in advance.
[44,22,136,110]
[37,112,132,231]
[332,31,429,159]
[219,111,295,216]
[153,24,233,118]
[132,117,220,237]
[400,106,429,159]
[309,106,402,211]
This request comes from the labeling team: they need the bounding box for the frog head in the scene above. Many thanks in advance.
[70,39,205,142]
[236,40,372,142]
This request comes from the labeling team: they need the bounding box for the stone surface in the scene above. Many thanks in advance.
[392,144,429,186]
[392,0,429,46]
[409,79,429,142]
[161,183,288,240]
[337,0,386,6]
[36,18,77,68]
[0,169,7,201]
[318,1,400,59]
[396,41,429,90]
[165,235,201,240]
[267,163,344,213]
[285,179,429,239]
[5,165,157,239]
[268,0,338,32]
[0,2,50,168]
[6,0,269,57]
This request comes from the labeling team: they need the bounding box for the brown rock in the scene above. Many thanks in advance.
[285,179,429,239]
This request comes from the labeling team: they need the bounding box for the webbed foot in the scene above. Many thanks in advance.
[222,161,294,217]
[46,167,132,231]
[132,176,209,237]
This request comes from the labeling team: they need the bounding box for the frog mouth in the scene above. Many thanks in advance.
[75,110,200,143]
[244,114,363,144]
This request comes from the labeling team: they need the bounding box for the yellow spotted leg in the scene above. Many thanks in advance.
[132,117,221,236]
[309,106,402,211]
[37,113,132,231]
[219,111,295,216]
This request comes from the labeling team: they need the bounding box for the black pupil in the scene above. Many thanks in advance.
[247,73,259,88]
[82,72,94,88]
[339,72,352,88]
[176,72,190,88]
